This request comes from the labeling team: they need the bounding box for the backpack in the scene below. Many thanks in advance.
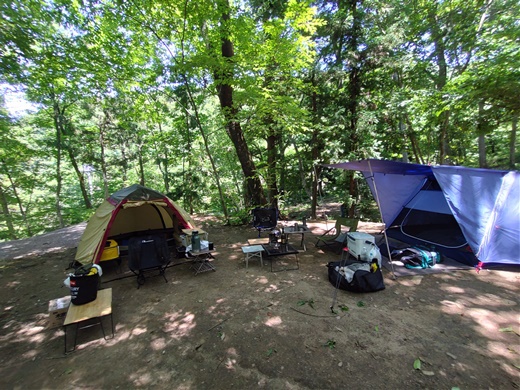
[391,247,441,269]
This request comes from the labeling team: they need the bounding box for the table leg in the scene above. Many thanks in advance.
[300,233,306,251]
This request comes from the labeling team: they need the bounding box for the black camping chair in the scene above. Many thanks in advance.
[252,207,278,237]
[128,234,171,288]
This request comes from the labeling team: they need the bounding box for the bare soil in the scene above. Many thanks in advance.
[0,209,519,390]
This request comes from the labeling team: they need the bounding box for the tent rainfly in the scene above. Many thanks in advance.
[75,184,195,265]
[324,159,520,268]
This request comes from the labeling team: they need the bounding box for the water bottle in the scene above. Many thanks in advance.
[191,230,201,252]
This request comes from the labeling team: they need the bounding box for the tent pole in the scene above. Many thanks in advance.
[367,160,397,280]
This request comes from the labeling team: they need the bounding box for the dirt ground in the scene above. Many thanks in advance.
[0,209,519,390]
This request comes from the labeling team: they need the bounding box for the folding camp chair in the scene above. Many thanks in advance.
[128,235,171,288]
[252,207,278,237]
[315,218,359,253]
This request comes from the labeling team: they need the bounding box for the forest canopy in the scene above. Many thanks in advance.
[0,0,519,240]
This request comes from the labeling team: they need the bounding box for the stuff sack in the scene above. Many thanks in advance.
[327,260,385,293]
[391,247,441,269]
[69,264,101,305]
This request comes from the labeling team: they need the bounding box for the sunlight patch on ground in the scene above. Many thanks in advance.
[206,298,232,317]
[224,347,238,371]
[130,326,147,337]
[17,323,46,341]
[462,293,517,307]
[486,340,519,361]
[13,246,69,259]
[265,315,283,327]
[264,284,281,293]
[162,311,196,339]
[440,300,464,314]
[22,349,38,360]
[150,337,167,351]
[255,276,269,284]
[398,275,423,286]
[466,308,499,332]
[441,285,465,294]
[130,371,153,387]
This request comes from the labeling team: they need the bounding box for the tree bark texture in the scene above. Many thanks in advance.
[215,1,266,207]
[52,100,65,228]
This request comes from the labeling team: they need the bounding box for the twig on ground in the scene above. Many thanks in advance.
[208,316,231,331]
[290,307,341,318]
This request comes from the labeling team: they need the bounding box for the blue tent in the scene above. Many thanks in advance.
[324,159,520,267]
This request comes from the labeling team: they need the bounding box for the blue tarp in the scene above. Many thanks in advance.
[324,159,520,266]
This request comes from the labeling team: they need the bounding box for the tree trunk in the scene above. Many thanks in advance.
[266,128,280,209]
[0,184,17,239]
[156,121,170,193]
[430,8,449,164]
[1,159,32,236]
[405,115,424,164]
[510,112,518,169]
[136,132,145,187]
[291,138,311,201]
[214,0,266,207]
[52,101,65,228]
[66,147,92,208]
[100,119,109,199]
[180,72,229,220]
[310,81,320,220]
[346,0,362,149]
[477,101,487,168]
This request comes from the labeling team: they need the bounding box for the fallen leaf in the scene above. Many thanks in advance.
[413,359,421,370]
[422,370,435,376]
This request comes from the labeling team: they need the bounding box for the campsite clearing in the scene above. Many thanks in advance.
[0,211,518,389]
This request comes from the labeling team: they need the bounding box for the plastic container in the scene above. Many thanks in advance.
[191,230,201,252]
[70,266,100,305]
[347,232,376,262]
[100,239,119,262]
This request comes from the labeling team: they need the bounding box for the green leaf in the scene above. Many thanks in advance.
[339,305,349,312]
[413,359,422,370]
[324,339,336,349]
[357,301,365,307]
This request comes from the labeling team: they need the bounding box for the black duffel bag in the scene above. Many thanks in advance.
[327,260,385,293]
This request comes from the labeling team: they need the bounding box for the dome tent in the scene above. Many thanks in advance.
[75,184,196,265]
[324,159,519,268]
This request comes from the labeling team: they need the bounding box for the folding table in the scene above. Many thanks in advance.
[261,244,299,272]
[188,249,216,275]
[63,288,114,353]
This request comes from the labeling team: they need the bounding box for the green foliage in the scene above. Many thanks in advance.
[297,298,315,309]
[0,0,517,240]
[324,339,336,349]
[227,208,251,226]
